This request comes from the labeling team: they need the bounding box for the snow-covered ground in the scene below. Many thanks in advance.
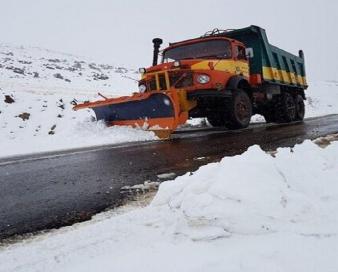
[0,43,139,94]
[1,140,337,272]
[0,44,157,158]
[1,44,338,158]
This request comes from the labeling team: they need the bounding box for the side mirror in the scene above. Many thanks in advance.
[245,48,254,59]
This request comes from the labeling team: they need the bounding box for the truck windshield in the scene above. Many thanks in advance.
[163,40,231,62]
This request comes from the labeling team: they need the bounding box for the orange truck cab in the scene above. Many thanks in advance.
[138,25,307,129]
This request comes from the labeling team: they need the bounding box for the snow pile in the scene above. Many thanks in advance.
[151,141,338,241]
[0,90,156,157]
[1,141,338,272]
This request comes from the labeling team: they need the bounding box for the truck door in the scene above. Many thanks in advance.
[233,44,249,77]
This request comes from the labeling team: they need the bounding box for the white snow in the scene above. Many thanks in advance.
[120,181,160,193]
[1,140,338,272]
[305,81,338,117]
[0,45,157,158]
[157,172,176,179]
[0,43,138,95]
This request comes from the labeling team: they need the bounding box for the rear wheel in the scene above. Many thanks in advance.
[225,89,252,129]
[274,93,296,123]
[295,95,305,121]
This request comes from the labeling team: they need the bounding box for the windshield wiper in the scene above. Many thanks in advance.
[178,57,197,60]
[199,55,224,59]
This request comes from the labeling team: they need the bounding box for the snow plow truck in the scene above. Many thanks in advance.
[74,25,307,138]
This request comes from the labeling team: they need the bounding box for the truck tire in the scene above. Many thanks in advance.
[295,95,305,121]
[274,93,296,123]
[225,89,252,129]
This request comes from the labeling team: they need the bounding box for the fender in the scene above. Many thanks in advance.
[226,75,250,91]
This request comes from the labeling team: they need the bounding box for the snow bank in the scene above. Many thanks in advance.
[151,141,338,240]
[305,81,338,117]
[1,141,338,272]
[0,90,156,158]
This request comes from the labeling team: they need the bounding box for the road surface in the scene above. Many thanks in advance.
[1,114,338,241]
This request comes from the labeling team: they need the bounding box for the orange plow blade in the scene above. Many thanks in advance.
[73,90,190,138]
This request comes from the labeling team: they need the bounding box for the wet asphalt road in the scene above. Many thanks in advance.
[1,114,338,241]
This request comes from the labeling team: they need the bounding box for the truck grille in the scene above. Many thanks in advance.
[169,71,193,88]
[147,76,157,91]
[158,73,167,90]
[144,71,193,91]
[146,73,167,91]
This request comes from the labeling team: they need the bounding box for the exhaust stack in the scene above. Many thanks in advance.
[152,38,163,66]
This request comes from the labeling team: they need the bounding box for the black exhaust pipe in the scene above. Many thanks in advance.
[299,50,304,59]
[152,38,163,66]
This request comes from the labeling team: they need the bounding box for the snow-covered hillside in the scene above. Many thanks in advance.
[1,44,338,158]
[0,44,157,157]
[0,43,138,94]
[1,140,337,272]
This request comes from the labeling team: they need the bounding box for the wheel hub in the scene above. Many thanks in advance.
[236,99,250,120]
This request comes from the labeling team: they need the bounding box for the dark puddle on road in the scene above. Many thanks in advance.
[0,173,180,247]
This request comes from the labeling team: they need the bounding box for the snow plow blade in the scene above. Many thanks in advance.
[73,90,195,139]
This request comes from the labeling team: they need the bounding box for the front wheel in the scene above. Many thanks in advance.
[225,89,252,129]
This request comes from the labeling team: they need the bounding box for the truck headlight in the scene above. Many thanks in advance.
[139,68,146,74]
[173,61,181,67]
[197,74,210,84]
[139,84,147,93]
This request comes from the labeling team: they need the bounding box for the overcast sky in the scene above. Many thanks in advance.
[0,0,337,80]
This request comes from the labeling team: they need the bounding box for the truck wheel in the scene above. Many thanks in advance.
[274,93,296,123]
[207,114,226,127]
[225,89,252,129]
[295,95,305,121]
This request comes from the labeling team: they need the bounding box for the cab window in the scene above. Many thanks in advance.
[236,46,247,60]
